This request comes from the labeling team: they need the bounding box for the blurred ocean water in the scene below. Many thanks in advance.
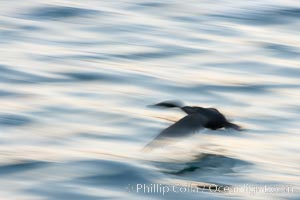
[0,0,299,199]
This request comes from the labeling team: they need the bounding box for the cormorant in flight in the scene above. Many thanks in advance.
[144,100,242,150]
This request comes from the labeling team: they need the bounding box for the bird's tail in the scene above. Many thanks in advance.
[152,100,183,108]
[225,121,242,131]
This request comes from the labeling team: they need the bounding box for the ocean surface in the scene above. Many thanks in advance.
[0,0,299,199]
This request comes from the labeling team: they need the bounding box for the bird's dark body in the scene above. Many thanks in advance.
[181,106,227,130]
[144,101,241,150]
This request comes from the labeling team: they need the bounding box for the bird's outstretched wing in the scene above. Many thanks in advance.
[151,100,184,108]
[143,114,207,151]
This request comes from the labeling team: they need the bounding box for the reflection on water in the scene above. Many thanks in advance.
[158,154,251,176]
[0,0,299,199]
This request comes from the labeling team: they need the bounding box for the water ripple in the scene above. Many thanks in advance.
[0,161,48,175]
[26,5,98,20]
[210,7,300,25]
[0,114,32,127]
